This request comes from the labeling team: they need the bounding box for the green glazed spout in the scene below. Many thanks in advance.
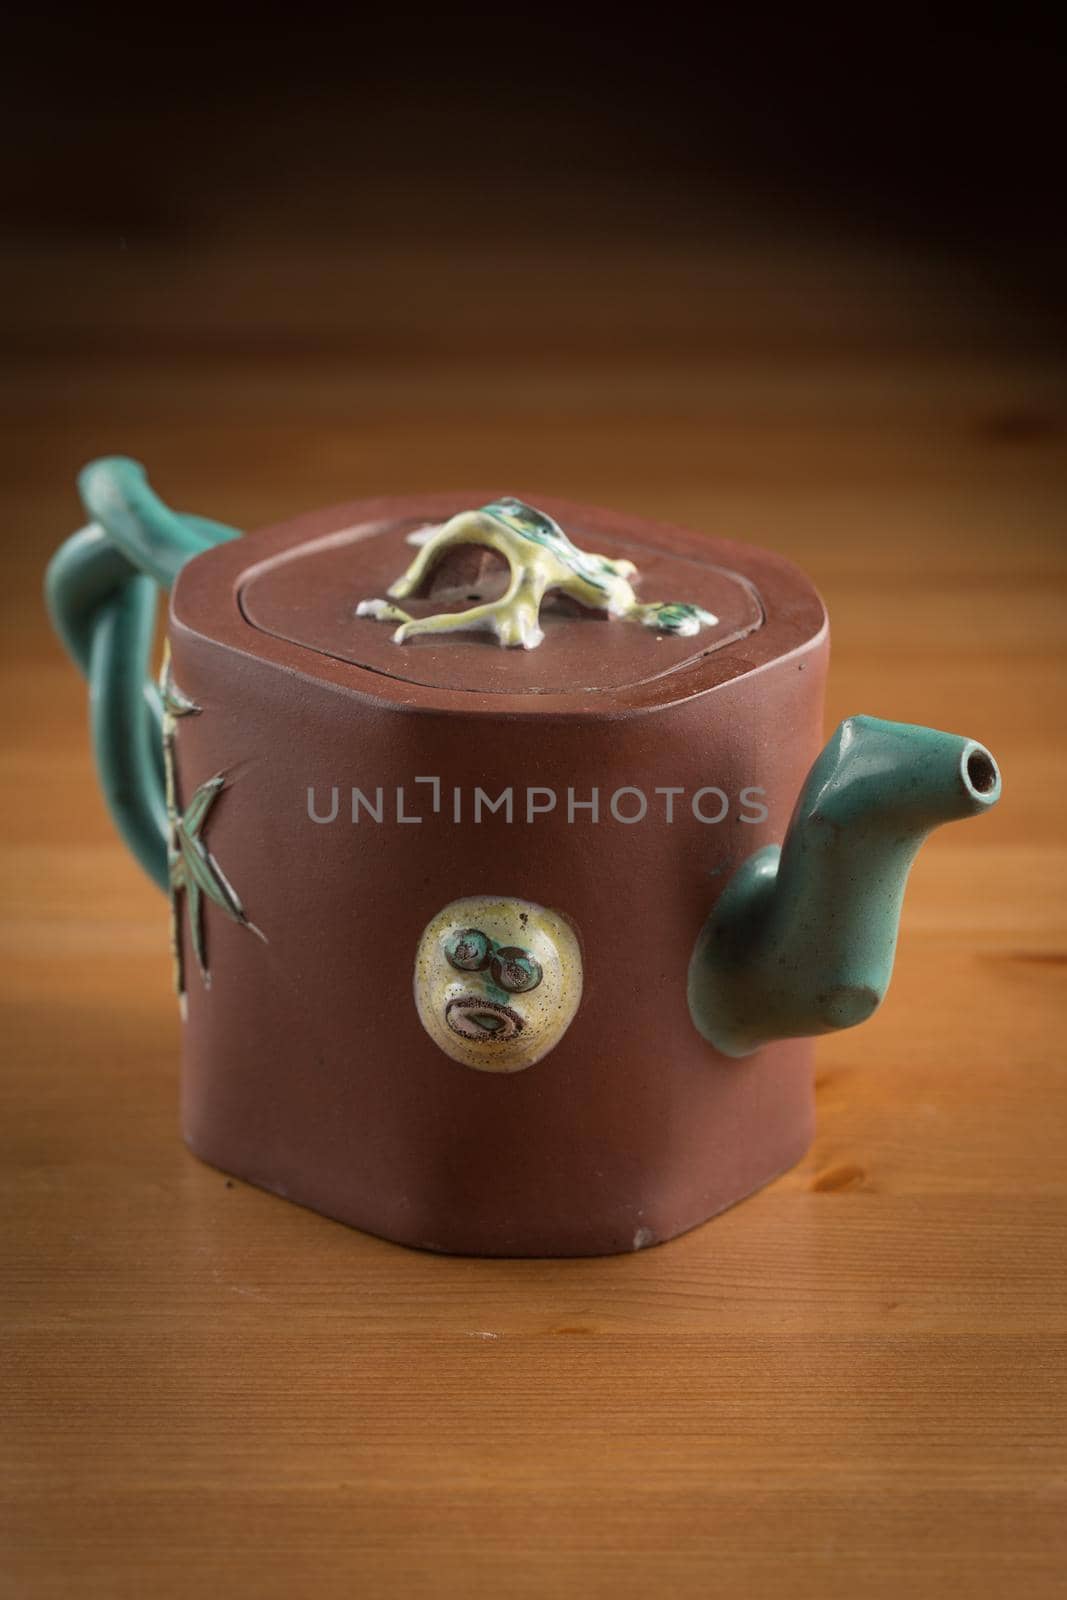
[687,716,1002,1058]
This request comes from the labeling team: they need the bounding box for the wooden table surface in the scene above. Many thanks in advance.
[3,220,1065,1598]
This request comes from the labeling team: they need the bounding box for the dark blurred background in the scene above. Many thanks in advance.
[5,9,1066,320]
[2,7,1064,548]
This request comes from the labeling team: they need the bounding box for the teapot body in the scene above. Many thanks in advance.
[50,468,999,1256]
[168,493,828,1254]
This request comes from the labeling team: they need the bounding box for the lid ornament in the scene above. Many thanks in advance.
[356,497,718,650]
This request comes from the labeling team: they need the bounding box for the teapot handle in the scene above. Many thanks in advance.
[44,458,241,890]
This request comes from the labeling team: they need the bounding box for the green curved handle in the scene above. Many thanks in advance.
[44,458,241,890]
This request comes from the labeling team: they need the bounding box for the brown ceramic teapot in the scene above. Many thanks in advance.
[46,459,1001,1255]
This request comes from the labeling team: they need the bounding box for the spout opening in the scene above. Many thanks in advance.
[961,743,1001,807]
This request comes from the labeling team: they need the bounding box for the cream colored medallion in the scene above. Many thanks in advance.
[414,896,583,1072]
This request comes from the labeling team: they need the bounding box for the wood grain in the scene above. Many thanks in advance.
[2,220,1065,1599]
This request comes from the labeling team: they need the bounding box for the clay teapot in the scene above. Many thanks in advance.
[46,458,1001,1256]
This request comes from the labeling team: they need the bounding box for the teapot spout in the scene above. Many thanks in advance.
[687,716,1001,1057]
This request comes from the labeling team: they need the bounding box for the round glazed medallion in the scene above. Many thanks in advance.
[414,896,583,1072]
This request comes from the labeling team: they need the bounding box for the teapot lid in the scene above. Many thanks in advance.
[173,493,826,713]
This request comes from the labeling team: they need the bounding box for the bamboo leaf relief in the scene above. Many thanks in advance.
[160,648,264,999]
